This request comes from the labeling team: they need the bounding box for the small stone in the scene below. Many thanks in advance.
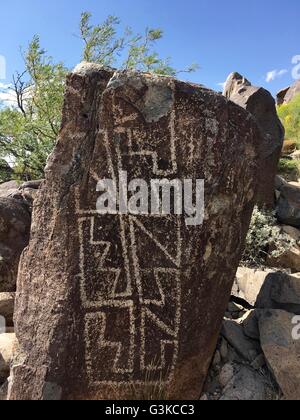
[212,350,221,367]
[228,302,243,313]
[258,309,300,400]
[222,320,261,362]
[219,363,234,388]
[220,338,228,360]
[0,293,15,327]
[243,310,260,340]
[220,366,272,400]
[251,354,266,370]
[0,334,17,382]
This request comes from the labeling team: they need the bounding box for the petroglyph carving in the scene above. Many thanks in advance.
[77,109,182,385]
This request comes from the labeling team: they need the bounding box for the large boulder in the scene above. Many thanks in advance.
[9,64,261,400]
[258,310,300,400]
[0,293,15,327]
[0,198,31,292]
[0,180,43,206]
[220,365,273,401]
[233,267,274,307]
[223,72,284,208]
[0,182,19,198]
[277,80,300,105]
[0,333,17,383]
[233,268,300,314]
[221,320,261,362]
[0,180,42,293]
[275,176,300,228]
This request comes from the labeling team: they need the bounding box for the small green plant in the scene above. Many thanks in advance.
[278,158,300,181]
[242,207,294,267]
[277,93,300,149]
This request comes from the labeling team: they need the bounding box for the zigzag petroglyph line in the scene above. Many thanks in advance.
[77,99,182,384]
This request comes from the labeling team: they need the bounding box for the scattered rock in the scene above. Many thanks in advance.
[234,268,300,314]
[281,139,297,156]
[220,338,229,360]
[243,310,260,340]
[8,65,261,400]
[222,320,261,362]
[0,198,31,292]
[0,380,8,400]
[0,333,17,383]
[256,272,300,314]
[0,182,19,198]
[219,363,234,388]
[258,310,300,400]
[268,244,300,273]
[212,351,221,367]
[267,222,300,275]
[275,176,300,228]
[0,293,15,327]
[281,225,300,242]
[0,180,42,210]
[277,80,300,105]
[251,353,266,370]
[228,301,243,313]
[220,366,272,400]
[233,267,273,306]
[223,72,284,208]
[291,150,300,160]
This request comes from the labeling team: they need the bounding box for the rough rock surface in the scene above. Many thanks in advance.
[277,80,300,105]
[9,64,260,400]
[0,198,31,292]
[220,366,271,401]
[233,268,300,314]
[0,182,19,198]
[0,180,42,293]
[221,320,261,362]
[275,176,300,228]
[0,293,15,327]
[203,266,300,400]
[0,333,17,383]
[223,72,284,208]
[233,267,273,306]
[0,380,8,400]
[258,310,300,400]
[269,225,300,273]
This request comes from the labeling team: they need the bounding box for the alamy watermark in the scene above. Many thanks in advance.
[292,316,300,340]
[0,55,6,80]
[96,171,205,226]
[292,55,300,80]
[0,315,6,334]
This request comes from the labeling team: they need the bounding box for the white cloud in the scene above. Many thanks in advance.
[217,82,226,90]
[0,82,11,89]
[266,69,288,83]
[0,87,18,108]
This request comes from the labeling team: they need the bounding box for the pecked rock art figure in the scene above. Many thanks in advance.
[9,63,260,400]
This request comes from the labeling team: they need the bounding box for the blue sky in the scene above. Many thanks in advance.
[0,0,299,97]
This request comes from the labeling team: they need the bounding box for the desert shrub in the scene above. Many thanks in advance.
[0,12,198,182]
[277,93,300,149]
[242,207,294,267]
[278,158,300,181]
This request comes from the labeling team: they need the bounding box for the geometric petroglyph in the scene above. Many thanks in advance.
[78,213,182,385]
[77,110,182,385]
